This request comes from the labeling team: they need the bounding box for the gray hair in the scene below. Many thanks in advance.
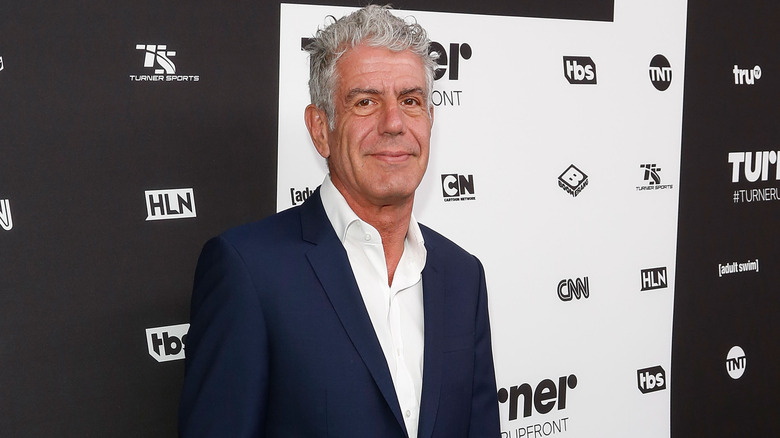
[305,4,437,129]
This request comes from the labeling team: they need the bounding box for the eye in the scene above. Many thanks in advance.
[356,98,373,107]
[401,97,420,106]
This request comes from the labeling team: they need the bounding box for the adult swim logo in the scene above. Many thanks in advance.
[640,267,667,291]
[498,374,577,437]
[718,259,759,277]
[636,163,673,191]
[725,346,746,379]
[558,165,588,197]
[649,55,672,91]
[441,174,476,202]
[130,44,200,82]
[290,186,315,206]
[733,65,761,85]
[728,151,780,203]
[145,188,196,221]
[0,199,12,231]
[563,56,596,84]
[146,323,189,362]
[637,366,666,394]
[557,277,589,301]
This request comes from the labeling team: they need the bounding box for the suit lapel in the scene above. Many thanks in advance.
[300,191,407,433]
[417,230,444,438]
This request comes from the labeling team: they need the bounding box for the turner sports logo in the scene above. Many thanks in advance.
[636,163,673,191]
[145,188,196,221]
[637,366,666,394]
[726,346,746,379]
[146,323,189,362]
[0,199,12,231]
[498,374,577,437]
[563,56,596,84]
[558,165,588,197]
[733,65,761,85]
[441,174,475,202]
[130,44,200,82]
[728,151,780,203]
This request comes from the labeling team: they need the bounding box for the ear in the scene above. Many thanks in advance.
[305,104,330,158]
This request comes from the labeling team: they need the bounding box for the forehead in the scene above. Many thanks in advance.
[335,44,426,92]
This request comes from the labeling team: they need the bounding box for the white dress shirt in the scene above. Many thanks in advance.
[320,175,426,438]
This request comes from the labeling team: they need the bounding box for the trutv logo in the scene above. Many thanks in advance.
[146,323,189,362]
[498,374,577,420]
[563,56,596,84]
[733,65,761,85]
[637,366,666,394]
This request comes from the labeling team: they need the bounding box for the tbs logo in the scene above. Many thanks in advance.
[441,174,476,202]
[558,164,588,197]
[146,323,189,362]
[563,56,596,84]
[637,366,666,394]
[649,55,672,91]
[498,374,578,420]
[429,42,472,81]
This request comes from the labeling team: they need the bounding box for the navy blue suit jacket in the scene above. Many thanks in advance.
[179,190,500,437]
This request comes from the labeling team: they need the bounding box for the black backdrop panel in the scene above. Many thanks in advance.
[673,0,780,436]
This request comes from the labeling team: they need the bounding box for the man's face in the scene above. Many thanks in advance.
[308,44,432,210]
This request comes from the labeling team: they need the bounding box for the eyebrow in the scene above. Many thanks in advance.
[345,87,426,101]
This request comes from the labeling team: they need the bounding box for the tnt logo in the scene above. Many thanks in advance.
[441,174,476,202]
[0,199,12,231]
[641,163,662,185]
[558,164,588,197]
[733,65,761,85]
[640,267,667,291]
[563,56,596,84]
[136,44,176,74]
[728,151,780,182]
[726,346,746,379]
[429,42,472,81]
[146,323,189,362]
[637,366,666,394]
[557,277,589,301]
[649,55,672,91]
[497,374,577,420]
[145,188,196,221]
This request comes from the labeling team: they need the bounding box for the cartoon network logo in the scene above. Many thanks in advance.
[441,174,475,202]
[146,323,189,362]
[0,199,12,231]
[130,44,200,82]
[145,188,196,221]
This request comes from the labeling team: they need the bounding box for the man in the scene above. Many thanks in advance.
[179,5,500,437]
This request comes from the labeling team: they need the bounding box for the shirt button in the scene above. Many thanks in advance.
[364,234,371,241]
[405,410,411,418]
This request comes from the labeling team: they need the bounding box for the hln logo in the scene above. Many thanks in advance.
[146,323,189,362]
[558,164,588,197]
[0,199,12,231]
[637,366,666,394]
[557,277,589,301]
[145,188,196,221]
[640,267,667,291]
[563,56,596,84]
[441,174,475,201]
[497,374,577,420]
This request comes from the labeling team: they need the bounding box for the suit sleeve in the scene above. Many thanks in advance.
[179,236,269,438]
[469,258,501,437]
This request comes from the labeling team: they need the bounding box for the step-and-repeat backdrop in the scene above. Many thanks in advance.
[1,0,776,436]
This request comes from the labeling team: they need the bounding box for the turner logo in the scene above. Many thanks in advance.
[441,174,476,202]
[557,277,589,301]
[637,366,666,394]
[145,188,196,221]
[733,65,761,85]
[728,151,780,182]
[649,55,672,91]
[429,42,472,81]
[640,267,667,291]
[558,164,588,197]
[725,346,746,379]
[0,199,12,231]
[130,44,200,82]
[563,56,596,84]
[498,374,577,420]
[146,323,189,362]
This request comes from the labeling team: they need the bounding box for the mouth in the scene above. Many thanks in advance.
[369,151,414,164]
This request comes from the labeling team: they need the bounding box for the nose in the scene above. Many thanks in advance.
[378,101,405,136]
